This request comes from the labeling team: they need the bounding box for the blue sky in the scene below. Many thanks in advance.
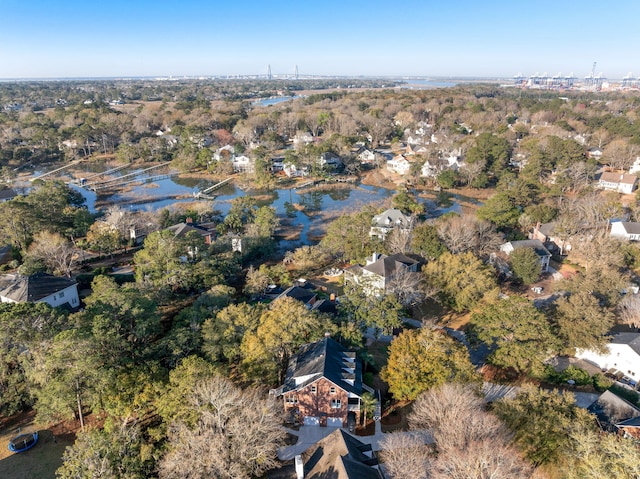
[2,0,639,79]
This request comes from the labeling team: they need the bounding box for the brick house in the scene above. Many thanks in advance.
[271,336,374,428]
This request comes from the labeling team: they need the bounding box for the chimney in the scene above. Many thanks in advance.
[186,217,193,224]
[295,455,304,479]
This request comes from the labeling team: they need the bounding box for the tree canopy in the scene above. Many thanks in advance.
[381,328,477,400]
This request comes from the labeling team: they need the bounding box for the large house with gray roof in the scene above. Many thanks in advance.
[369,208,412,240]
[271,336,374,428]
[577,332,640,387]
[0,272,79,309]
[345,252,419,295]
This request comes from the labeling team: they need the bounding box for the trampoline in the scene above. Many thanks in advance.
[8,431,38,453]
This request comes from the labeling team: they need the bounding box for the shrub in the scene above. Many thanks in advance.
[592,373,613,392]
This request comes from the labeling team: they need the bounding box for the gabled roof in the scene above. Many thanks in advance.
[363,253,418,278]
[610,332,640,356]
[277,337,362,397]
[588,390,640,431]
[165,222,212,239]
[599,172,638,185]
[615,222,640,235]
[502,239,551,258]
[616,416,640,428]
[0,273,76,303]
[371,209,410,228]
[0,188,17,201]
[277,286,316,305]
[535,222,557,237]
[304,429,381,479]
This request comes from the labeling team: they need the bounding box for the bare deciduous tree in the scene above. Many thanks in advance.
[432,439,533,479]
[458,159,486,186]
[386,268,430,308]
[618,293,640,330]
[379,433,432,479]
[436,214,502,257]
[158,375,286,479]
[408,383,533,479]
[26,231,76,277]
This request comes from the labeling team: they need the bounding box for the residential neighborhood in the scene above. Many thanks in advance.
[1,76,640,479]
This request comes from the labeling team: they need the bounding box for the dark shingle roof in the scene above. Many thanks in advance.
[616,416,640,428]
[0,273,76,303]
[363,253,417,278]
[165,222,211,239]
[587,390,640,431]
[277,286,316,305]
[0,188,17,201]
[304,429,380,479]
[278,337,362,397]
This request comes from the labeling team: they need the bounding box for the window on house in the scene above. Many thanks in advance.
[286,396,298,404]
[330,399,341,409]
[310,385,317,393]
[59,291,64,298]
[330,387,336,394]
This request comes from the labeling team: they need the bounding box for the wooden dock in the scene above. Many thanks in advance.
[194,175,235,198]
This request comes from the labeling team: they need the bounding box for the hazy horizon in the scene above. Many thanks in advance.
[3,0,639,80]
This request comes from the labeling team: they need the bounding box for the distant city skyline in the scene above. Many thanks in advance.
[2,0,639,80]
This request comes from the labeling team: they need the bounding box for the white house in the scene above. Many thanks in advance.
[231,155,254,173]
[500,239,552,273]
[629,157,640,175]
[292,132,314,148]
[345,252,419,296]
[283,161,308,178]
[588,148,603,159]
[356,148,376,165]
[610,221,640,241]
[577,333,640,386]
[597,172,638,194]
[0,273,80,309]
[370,208,412,240]
[318,152,343,170]
[387,155,411,176]
[213,144,235,161]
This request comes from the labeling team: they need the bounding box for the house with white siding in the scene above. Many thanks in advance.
[577,332,640,386]
[597,172,638,194]
[610,221,640,241]
[386,155,411,175]
[0,273,79,309]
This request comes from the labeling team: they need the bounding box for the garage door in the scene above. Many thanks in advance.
[327,417,342,427]
[303,416,319,426]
